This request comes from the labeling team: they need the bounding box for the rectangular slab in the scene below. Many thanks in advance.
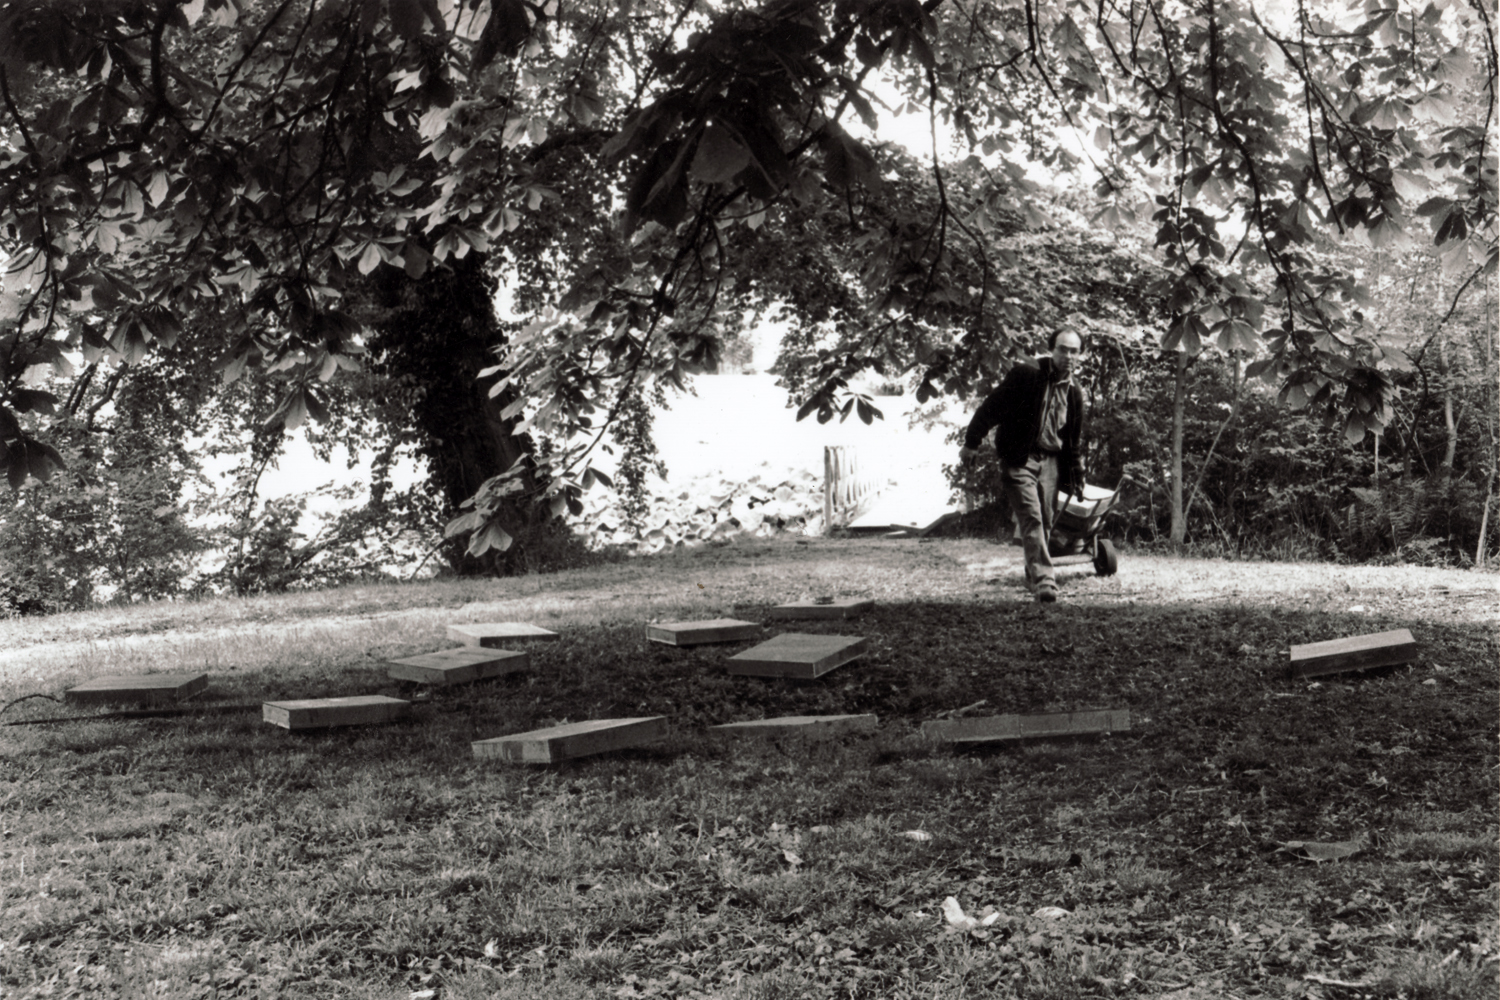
[922,710,1132,744]
[645,618,761,646]
[727,633,868,679]
[1288,629,1419,678]
[449,622,559,647]
[262,695,410,730]
[472,716,667,763]
[66,673,208,706]
[387,648,530,685]
[768,599,874,621]
[709,714,878,739]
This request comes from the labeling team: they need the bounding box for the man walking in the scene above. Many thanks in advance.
[959,329,1086,603]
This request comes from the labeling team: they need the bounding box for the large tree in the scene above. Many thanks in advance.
[0,0,1493,554]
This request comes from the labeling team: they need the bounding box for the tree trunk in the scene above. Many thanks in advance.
[367,254,535,575]
[1184,352,1241,527]
[1476,473,1494,569]
[1438,333,1457,474]
[1168,350,1188,546]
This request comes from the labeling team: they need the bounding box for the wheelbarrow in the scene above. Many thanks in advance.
[1008,480,1124,577]
[1046,481,1124,576]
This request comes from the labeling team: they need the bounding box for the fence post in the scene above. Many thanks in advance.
[828,446,840,530]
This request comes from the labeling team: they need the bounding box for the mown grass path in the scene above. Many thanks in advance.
[1,540,1495,999]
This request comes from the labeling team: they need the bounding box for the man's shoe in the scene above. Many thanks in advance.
[1035,582,1058,604]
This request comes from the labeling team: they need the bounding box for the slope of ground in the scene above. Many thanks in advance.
[0,541,1495,1000]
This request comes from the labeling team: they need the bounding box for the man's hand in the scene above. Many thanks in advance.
[958,445,980,467]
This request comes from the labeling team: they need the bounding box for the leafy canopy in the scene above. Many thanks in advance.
[0,0,1493,527]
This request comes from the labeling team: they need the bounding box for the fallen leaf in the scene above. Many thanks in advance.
[783,849,803,866]
[1032,906,1071,919]
[941,896,1001,930]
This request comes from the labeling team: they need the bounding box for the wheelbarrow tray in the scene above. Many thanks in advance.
[1052,483,1121,543]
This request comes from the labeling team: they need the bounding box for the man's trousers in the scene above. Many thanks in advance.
[1000,454,1059,589]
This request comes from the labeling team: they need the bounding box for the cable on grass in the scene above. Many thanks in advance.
[3,703,262,726]
[0,693,63,715]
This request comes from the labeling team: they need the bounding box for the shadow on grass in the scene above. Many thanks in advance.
[1,593,1493,999]
[8,596,1492,804]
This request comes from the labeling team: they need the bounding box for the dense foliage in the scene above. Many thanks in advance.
[948,239,1497,564]
[0,0,1494,597]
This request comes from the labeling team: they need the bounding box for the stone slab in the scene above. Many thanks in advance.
[65,673,208,706]
[645,618,761,646]
[1288,628,1419,678]
[922,709,1132,744]
[709,714,878,739]
[263,695,411,730]
[727,633,869,679]
[472,716,668,763]
[767,599,874,621]
[387,648,530,685]
[448,622,559,647]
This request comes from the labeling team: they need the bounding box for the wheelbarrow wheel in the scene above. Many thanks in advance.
[1093,538,1119,577]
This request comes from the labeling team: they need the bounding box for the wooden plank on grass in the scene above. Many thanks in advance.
[914,511,960,538]
[66,673,208,706]
[1288,628,1419,678]
[263,695,410,730]
[645,618,760,646]
[727,633,868,679]
[387,648,530,685]
[472,717,667,763]
[709,714,878,739]
[448,622,559,647]
[922,709,1131,744]
[768,598,873,621]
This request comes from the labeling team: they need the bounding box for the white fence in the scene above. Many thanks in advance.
[823,445,883,531]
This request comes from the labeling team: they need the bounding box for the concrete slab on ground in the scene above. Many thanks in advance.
[472,717,668,763]
[646,619,761,646]
[1288,628,1419,678]
[768,598,873,620]
[387,648,529,685]
[263,695,410,730]
[727,633,869,679]
[449,622,559,647]
[922,709,1132,743]
[66,673,208,706]
[709,714,878,739]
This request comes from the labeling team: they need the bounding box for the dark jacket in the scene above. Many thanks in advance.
[964,358,1085,491]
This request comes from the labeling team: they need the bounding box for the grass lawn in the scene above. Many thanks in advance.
[1,539,1495,999]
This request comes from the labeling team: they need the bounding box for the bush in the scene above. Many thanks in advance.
[205,483,434,595]
[0,419,205,613]
[939,338,1500,565]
